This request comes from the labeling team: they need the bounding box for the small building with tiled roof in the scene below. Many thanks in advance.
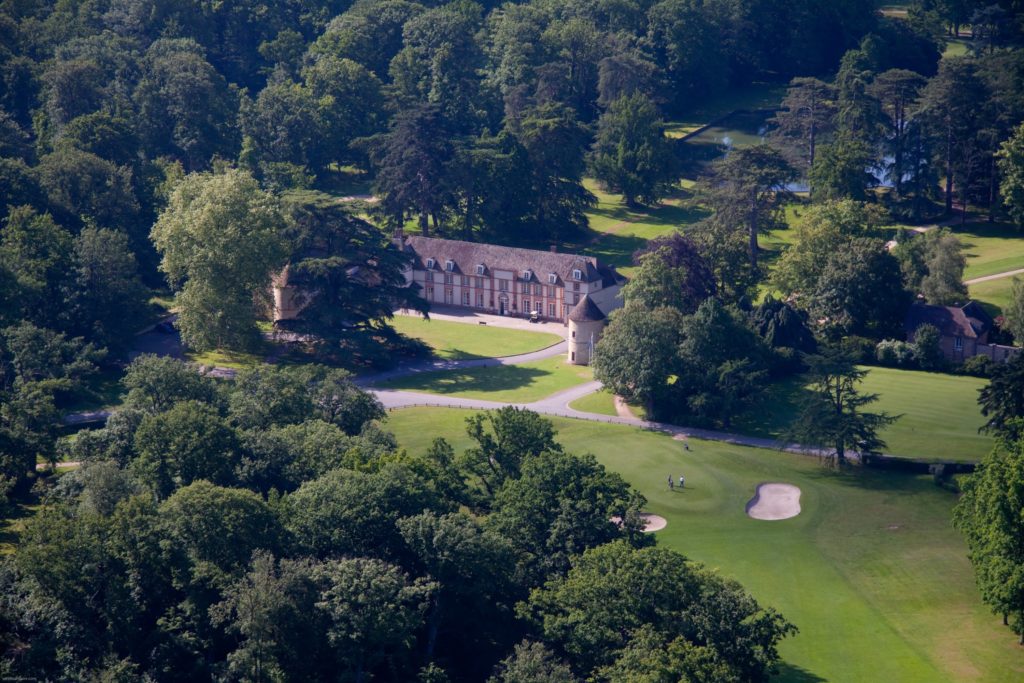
[395,232,625,325]
[904,300,995,361]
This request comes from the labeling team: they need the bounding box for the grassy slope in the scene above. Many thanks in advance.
[733,366,992,463]
[954,222,1024,280]
[385,407,1023,683]
[568,389,619,416]
[970,276,1015,316]
[375,356,593,403]
[576,180,706,277]
[390,316,561,360]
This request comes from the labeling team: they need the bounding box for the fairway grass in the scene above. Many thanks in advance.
[389,316,561,360]
[375,356,593,403]
[385,407,1024,683]
[734,366,992,463]
[970,276,1015,316]
[577,179,707,276]
[954,222,1024,280]
[568,388,619,416]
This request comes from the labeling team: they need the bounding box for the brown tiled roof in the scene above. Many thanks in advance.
[401,236,621,286]
[904,301,992,340]
[568,295,606,322]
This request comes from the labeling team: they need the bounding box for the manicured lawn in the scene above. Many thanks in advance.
[944,37,971,58]
[61,368,124,412]
[390,316,561,360]
[577,179,708,276]
[185,348,266,370]
[568,388,647,419]
[952,222,1024,280]
[385,407,1024,683]
[375,356,593,403]
[970,276,1016,316]
[733,366,992,463]
[568,388,618,416]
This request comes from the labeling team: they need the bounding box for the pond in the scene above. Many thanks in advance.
[680,109,897,191]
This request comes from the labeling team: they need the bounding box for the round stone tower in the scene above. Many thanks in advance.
[567,295,606,366]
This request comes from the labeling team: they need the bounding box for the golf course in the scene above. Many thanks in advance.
[386,407,1024,683]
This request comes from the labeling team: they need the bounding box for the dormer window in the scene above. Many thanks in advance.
[572,268,583,281]
[522,269,532,280]
[548,273,558,285]
[425,258,435,269]
[476,264,485,275]
[445,260,454,272]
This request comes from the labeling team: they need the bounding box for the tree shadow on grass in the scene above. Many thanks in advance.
[801,464,940,494]
[774,662,827,683]
[384,365,551,396]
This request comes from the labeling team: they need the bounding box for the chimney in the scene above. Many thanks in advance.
[549,244,557,253]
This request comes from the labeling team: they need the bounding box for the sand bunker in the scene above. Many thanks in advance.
[746,483,801,521]
[610,513,667,532]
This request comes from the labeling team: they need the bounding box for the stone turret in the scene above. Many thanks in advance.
[567,295,606,365]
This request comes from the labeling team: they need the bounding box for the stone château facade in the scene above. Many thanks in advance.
[395,232,625,324]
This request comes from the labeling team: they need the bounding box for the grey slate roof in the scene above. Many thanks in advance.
[401,236,621,286]
[904,301,992,340]
[568,295,606,322]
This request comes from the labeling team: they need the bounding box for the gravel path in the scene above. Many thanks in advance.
[963,268,1024,286]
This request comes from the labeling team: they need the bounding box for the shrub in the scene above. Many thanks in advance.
[960,354,996,378]
[912,323,945,371]
[875,339,916,367]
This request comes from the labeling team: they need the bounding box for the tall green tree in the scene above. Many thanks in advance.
[523,541,795,680]
[514,102,595,241]
[151,168,288,351]
[769,77,837,178]
[592,305,686,410]
[920,57,992,215]
[979,353,1024,440]
[695,144,796,270]
[998,123,1024,229]
[786,351,898,467]
[954,434,1024,642]
[458,407,561,499]
[869,69,927,197]
[588,93,677,207]
[1002,277,1024,343]
[366,104,457,235]
[281,201,428,353]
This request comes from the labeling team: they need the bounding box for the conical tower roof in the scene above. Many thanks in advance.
[568,295,605,323]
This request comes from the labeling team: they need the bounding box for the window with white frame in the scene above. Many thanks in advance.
[520,282,528,293]
[572,268,582,280]
[533,284,541,295]
[548,302,556,317]
[425,272,434,282]
[444,273,453,284]
[425,258,435,269]
[461,276,469,286]
[524,299,530,313]
[462,291,470,305]
[476,264,485,275]
[548,273,557,284]
[523,269,532,280]
[445,260,454,272]
[573,282,580,292]
[499,279,508,291]
[954,336,963,351]
[475,277,483,288]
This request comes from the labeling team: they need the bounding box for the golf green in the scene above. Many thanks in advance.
[384,407,1023,683]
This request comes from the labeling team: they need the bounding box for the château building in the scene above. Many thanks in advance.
[395,232,625,324]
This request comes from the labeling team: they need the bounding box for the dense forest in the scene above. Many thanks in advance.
[5,0,1024,679]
